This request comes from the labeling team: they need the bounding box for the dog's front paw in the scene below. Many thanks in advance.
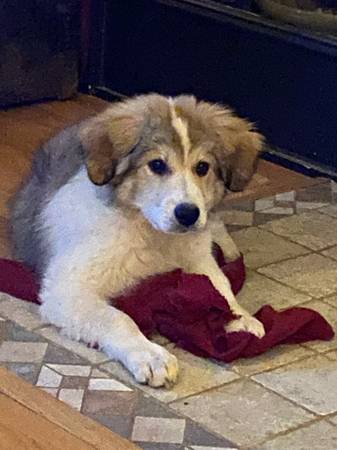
[225,314,265,338]
[223,246,241,263]
[125,342,179,388]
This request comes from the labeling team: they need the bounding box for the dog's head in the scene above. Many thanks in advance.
[80,94,263,233]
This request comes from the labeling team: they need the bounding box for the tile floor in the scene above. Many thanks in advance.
[1,180,337,449]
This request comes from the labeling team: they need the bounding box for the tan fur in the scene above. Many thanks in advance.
[80,94,263,208]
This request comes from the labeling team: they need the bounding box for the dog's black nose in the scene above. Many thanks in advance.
[174,203,200,227]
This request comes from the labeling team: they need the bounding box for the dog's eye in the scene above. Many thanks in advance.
[148,159,168,175]
[195,161,209,177]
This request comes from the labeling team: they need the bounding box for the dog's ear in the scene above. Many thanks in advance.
[224,129,263,192]
[212,112,264,192]
[79,109,144,186]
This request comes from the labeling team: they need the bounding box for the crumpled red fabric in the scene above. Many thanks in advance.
[0,250,333,363]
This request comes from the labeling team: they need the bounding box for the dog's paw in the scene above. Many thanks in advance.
[225,314,265,338]
[223,246,241,263]
[125,342,179,388]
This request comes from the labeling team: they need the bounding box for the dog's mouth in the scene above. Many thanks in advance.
[161,221,205,235]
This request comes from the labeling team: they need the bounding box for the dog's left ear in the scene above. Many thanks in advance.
[224,128,264,192]
[212,110,264,192]
[79,108,144,186]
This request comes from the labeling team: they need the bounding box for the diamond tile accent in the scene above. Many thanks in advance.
[255,197,275,211]
[231,228,308,269]
[296,183,332,203]
[88,378,132,391]
[36,365,62,388]
[47,364,91,377]
[171,380,313,447]
[183,420,237,450]
[275,191,295,201]
[262,206,294,215]
[253,355,337,415]
[58,388,84,411]
[258,254,337,298]
[132,417,186,444]
[82,390,136,416]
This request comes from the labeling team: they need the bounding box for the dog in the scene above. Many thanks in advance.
[10,94,265,387]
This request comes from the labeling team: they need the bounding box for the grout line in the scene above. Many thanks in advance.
[247,414,331,449]
[248,267,314,301]
[250,372,330,418]
[231,351,317,378]
[167,376,243,406]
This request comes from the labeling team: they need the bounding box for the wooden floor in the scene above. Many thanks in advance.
[0,93,321,259]
[0,367,140,450]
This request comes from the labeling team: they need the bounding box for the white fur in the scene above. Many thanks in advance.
[135,171,207,233]
[39,168,264,387]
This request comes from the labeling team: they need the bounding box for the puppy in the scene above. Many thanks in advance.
[10,94,265,387]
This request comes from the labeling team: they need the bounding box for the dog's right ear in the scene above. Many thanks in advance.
[79,109,144,186]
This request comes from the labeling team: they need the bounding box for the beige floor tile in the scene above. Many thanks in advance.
[253,355,337,415]
[0,294,45,330]
[231,228,308,269]
[58,388,84,411]
[259,420,337,450]
[131,417,186,444]
[322,245,337,261]
[237,270,311,314]
[299,300,337,352]
[170,379,313,447]
[231,345,315,377]
[101,346,239,403]
[37,326,109,364]
[261,211,337,250]
[258,254,337,298]
[0,341,48,363]
[318,204,337,218]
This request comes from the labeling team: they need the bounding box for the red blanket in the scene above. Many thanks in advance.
[0,252,333,362]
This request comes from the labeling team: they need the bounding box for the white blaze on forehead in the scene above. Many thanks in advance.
[168,98,191,159]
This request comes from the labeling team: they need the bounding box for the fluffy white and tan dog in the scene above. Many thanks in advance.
[11,94,265,387]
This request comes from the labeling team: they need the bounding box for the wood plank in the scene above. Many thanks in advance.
[0,393,95,450]
[0,367,140,450]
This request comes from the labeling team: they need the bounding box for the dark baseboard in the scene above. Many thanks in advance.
[81,0,337,176]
